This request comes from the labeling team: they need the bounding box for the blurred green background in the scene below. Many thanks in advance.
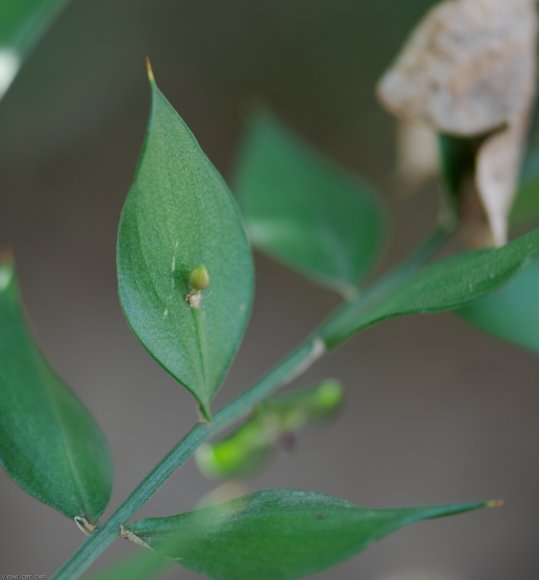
[1,0,538,578]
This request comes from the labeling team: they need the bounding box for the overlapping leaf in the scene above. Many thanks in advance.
[0,0,69,100]
[235,112,385,297]
[0,260,112,522]
[322,228,539,347]
[459,257,539,352]
[127,489,494,580]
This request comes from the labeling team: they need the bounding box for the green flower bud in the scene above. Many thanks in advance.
[189,265,210,291]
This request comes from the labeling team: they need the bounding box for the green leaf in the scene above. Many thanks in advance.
[196,380,343,479]
[234,112,386,298]
[438,133,484,220]
[127,489,495,580]
[0,0,69,100]
[322,228,539,347]
[459,257,539,352]
[438,133,479,198]
[117,65,254,419]
[0,260,112,523]
[510,155,539,229]
[510,115,539,230]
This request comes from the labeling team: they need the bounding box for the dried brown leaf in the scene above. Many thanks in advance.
[395,120,439,193]
[377,0,537,246]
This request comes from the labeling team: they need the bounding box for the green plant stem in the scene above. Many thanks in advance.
[53,340,323,579]
[53,224,452,579]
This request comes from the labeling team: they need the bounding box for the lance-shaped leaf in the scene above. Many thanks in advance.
[235,112,386,298]
[0,0,69,100]
[126,489,495,580]
[322,228,539,347]
[459,257,539,352]
[0,260,112,523]
[196,380,343,479]
[117,65,253,419]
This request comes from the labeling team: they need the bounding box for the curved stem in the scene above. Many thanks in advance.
[53,225,452,579]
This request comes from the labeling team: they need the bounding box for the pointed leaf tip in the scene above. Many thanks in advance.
[487,499,504,509]
[145,57,155,84]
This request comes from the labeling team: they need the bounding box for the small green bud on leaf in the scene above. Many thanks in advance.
[189,265,210,291]
[186,265,210,309]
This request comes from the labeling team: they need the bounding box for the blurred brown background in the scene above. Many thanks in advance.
[0,0,538,578]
